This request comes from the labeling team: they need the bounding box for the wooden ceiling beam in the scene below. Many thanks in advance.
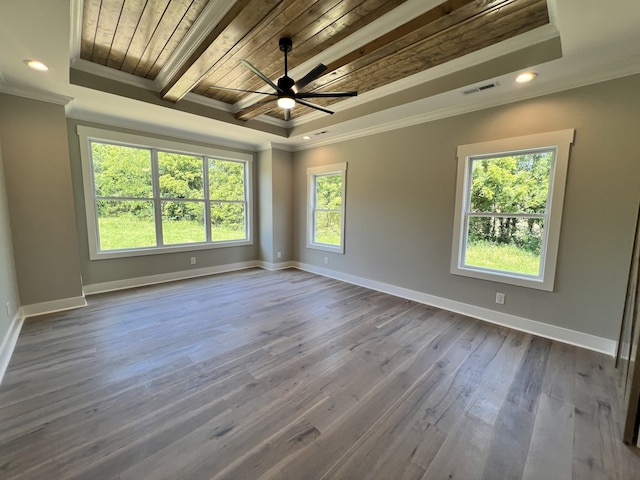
[234,0,483,121]
[191,0,326,103]
[222,0,405,102]
[160,0,256,102]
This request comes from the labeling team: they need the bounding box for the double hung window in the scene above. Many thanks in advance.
[451,130,574,290]
[307,163,347,254]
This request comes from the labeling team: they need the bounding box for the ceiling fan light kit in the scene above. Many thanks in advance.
[277,97,296,109]
[211,37,357,120]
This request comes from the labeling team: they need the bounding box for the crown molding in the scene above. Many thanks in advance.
[71,58,157,91]
[69,0,83,61]
[181,91,236,113]
[66,108,260,152]
[0,83,73,106]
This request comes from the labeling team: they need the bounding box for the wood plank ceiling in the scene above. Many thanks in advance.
[80,0,550,122]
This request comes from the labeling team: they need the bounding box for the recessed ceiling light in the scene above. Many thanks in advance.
[302,135,311,140]
[24,60,49,71]
[516,72,537,83]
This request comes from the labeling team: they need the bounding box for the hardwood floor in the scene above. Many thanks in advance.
[0,268,638,479]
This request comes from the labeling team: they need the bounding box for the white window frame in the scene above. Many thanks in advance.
[451,129,574,291]
[77,126,253,260]
[307,162,347,254]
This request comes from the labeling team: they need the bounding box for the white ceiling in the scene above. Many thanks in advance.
[0,0,639,151]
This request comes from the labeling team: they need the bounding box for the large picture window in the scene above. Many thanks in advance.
[78,126,252,259]
[307,163,347,254]
[452,130,574,291]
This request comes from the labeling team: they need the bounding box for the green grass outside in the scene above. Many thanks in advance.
[465,241,540,276]
[98,216,245,250]
[315,226,340,246]
[99,217,536,275]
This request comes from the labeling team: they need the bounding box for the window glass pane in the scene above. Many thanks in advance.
[210,203,246,241]
[158,152,204,199]
[314,211,342,246]
[91,142,152,198]
[470,151,552,214]
[209,159,245,201]
[315,174,342,209]
[465,216,544,276]
[97,200,155,250]
[162,201,205,245]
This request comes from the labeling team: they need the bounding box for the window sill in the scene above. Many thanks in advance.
[306,243,344,254]
[89,239,253,260]
[451,265,553,291]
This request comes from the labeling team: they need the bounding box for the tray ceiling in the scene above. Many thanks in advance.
[78,0,550,122]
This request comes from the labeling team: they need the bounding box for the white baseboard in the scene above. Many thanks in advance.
[293,262,617,356]
[258,260,295,271]
[21,296,87,318]
[83,261,260,295]
[0,310,25,384]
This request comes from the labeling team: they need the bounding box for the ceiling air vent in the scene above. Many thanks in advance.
[462,81,500,95]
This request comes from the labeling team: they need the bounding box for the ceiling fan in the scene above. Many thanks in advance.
[211,37,357,120]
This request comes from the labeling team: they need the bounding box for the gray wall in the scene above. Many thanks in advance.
[258,147,293,264]
[258,148,274,263]
[292,74,640,340]
[272,148,293,262]
[0,143,20,343]
[0,94,83,305]
[66,118,259,286]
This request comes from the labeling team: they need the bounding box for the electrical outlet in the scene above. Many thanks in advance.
[495,292,506,305]
[324,256,329,264]
[190,257,196,265]
[277,251,282,259]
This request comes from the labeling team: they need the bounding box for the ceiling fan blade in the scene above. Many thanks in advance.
[241,60,283,93]
[294,64,327,92]
[209,85,277,96]
[295,98,334,115]
[296,91,358,98]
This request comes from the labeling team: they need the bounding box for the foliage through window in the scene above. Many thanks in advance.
[452,130,574,291]
[78,127,252,259]
[307,163,347,254]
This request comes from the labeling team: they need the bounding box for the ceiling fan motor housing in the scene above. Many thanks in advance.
[277,75,295,93]
[278,37,293,53]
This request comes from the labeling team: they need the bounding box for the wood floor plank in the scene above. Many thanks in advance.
[521,341,578,480]
[421,412,494,479]
[480,336,552,480]
[0,269,637,479]
[465,329,530,426]
[521,394,575,480]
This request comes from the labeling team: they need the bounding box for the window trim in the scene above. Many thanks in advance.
[451,129,574,291]
[306,162,347,254]
[77,126,253,260]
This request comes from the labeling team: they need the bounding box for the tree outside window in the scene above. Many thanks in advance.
[464,150,553,276]
[78,126,252,259]
[307,163,347,254]
[452,130,574,291]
